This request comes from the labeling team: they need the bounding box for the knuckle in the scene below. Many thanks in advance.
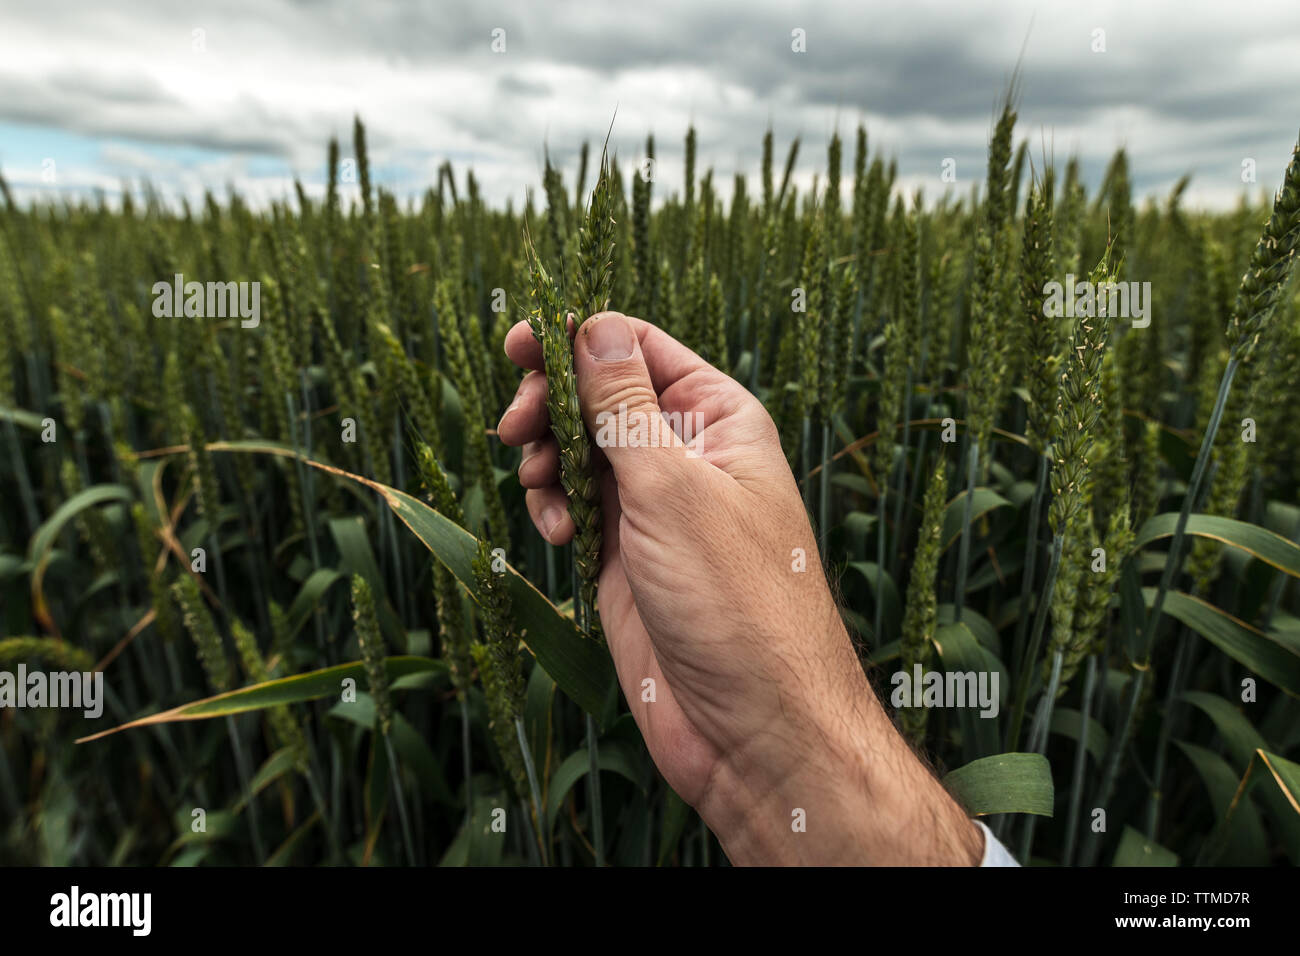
[593,377,658,416]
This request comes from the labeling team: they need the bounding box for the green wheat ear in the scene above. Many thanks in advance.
[471,540,525,712]
[632,136,656,317]
[524,233,603,639]
[181,405,220,521]
[1049,246,1116,537]
[963,95,1019,455]
[131,502,180,646]
[1021,183,1060,457]
[231,617,308,768]
[350,574,392,736]
[414,439,465,526]
[797,211,826,423]
[171,574,231,694]
[434,277,510,552]
[268,599,291,664]
[413,440,476,693]
[1044,246,1118,674]
[703,271,727,370]
[875,198,915,484]
[1228,138,1300,358]
[374,320,441,453]
[59,458,112,572]
[0,637,96,673]
[899,453,948,744]
[577,151,617,320]
[471,540,528,798]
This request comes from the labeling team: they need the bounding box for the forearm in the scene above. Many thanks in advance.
[697,625,984,866]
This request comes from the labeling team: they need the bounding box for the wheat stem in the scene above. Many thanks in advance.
[1062,654,1098,865]
[952,438,979,623]
[516,716,549,866]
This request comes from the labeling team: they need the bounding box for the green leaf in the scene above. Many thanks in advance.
[284,568,343,646]
[940,488,1012,552]
[77,656,445,742]
[846,561,900,639]
[942,752,1053,817]
[1049,708,1110,767]
[964,550,1023,596]
[868,639,900,664]
[842,510,876,561]
[938,603,1001,656]
[26,484,132,562]
[1203,749,1300,865]
[1175,741,1268,864]
[830,473,874,497]
[930,622,1007,759]
[1144,589,1300,695]
[0,405,47,431]
[524,662,557,778]
[0,553,28,581]
[1233,749,1300,818]
[209,440,615,718]
[166,808,238,853]
[1179,691,1268,769]
[545,741,642,839]
[27,484,133,622]
[439,794,508,867]
[1134,512,1300,578]
[328,693,457,806]
[1253,751,1300,812]
[329,515,385,589]
[264,811,320,867]
[330,516,405,646]
[364,730,390,849]
[168,846,211,867]
[231,746,301,813]
[1118,562,1145,661]
[1112,825,1179,866]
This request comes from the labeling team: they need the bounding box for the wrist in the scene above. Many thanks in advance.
[697,627,983,865]
[697,706,877,864]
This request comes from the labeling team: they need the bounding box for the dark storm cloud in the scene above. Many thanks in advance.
[0,0,1297,208]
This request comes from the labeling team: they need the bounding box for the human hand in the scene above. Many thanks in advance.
[498,311,982,865]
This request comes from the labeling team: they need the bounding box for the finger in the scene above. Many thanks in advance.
[497,370,551,446]
[579,311,755,446]
[504,320,544,371]
[525,485,575,545]
[592,311,720,396]
[571,312,695,502]
[593,470,660,707]
[514,310,721,398]
[517,438,559,489]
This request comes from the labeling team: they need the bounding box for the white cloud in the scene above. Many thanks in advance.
[0,0,1297,211]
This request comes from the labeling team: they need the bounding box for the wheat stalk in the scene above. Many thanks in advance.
[523,236,602,639]
[899,454,947,744]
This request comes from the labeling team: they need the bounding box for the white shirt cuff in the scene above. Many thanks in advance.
[974,820,1020,867]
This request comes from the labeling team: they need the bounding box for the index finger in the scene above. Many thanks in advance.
[504,311,718,396]
[503,319,545,371]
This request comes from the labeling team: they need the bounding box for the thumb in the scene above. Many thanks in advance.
[574,312,690,497]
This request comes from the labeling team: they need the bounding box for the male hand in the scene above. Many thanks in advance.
[498,311,983,865]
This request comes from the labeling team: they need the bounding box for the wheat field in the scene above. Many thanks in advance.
[1,106,1298,867]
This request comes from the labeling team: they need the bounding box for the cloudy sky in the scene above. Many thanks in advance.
[1,0,1298,211]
